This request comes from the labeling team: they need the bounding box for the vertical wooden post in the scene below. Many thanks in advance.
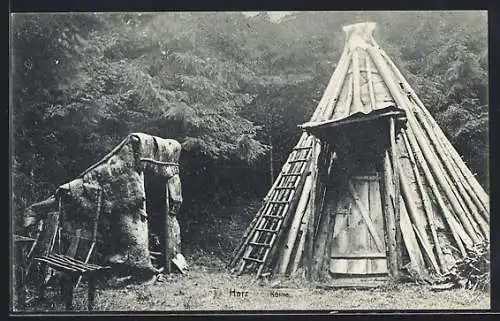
[63,275,74,311]
[39,279,46,300]
[140,171,146,213]
[389,117,403,277]
[311,171,332,280]
[165,181,171,274]
[311,196,330,279]
[290,215,309,275]
[38,207,61,298]
[382,150,398,278]
[87,275,96,311]
[306,139,319,280]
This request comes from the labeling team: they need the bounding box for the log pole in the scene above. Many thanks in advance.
[351,48,363,114]
[382,150,398,278]
[237,135,312,273]
[261,144,317,273]
[377,47,488,208]
[367,44,479,246]
[277,175,313,274]
[290,207,310,276]
[405,115,480,244]
[366,55,377,109]
[399,163,440,273]
[305,141,319,280]
[311,197,330,279]
[401,131,447,273]
[340,75,354,121]
[413,107,489,226]
[312,50,352,121]
[389,117,403,274]
[405,129,469,256]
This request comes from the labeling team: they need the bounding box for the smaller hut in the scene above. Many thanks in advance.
[23,133,185,279]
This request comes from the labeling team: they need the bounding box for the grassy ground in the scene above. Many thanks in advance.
[21,256,490,312]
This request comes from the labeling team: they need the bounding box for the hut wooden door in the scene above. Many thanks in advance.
[329,173,388,275]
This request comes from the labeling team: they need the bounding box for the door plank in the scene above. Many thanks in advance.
[347,181,384,251]
[330,195,350,274]
[369,178,388,274]
[347,179,369,274]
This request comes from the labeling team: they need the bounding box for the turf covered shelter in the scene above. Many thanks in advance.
[23,133,184,279]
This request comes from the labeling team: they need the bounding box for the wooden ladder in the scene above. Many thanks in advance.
[231,134,315,277]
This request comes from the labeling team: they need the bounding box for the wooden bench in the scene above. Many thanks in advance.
[33,188,110,311]
[34,253,110,310]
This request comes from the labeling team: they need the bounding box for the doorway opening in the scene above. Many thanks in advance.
[144,169,168,270]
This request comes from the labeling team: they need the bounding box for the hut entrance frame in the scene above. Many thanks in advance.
[316,114,405,278]
[144,169,168,268]
[143,165,180,274]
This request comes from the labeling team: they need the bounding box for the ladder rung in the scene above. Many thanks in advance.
[255,227,279,233]
[293,146,312,151]
[269,201,289,204]
[282,173,302,177]
[249,242,272,248]
[262,214,283,220]
[288,158,309,163]
[275,186,295,190]
[243,256,264,263]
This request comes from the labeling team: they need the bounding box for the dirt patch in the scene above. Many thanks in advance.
[22,262,490,312]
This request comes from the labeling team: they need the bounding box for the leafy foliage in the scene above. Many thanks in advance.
[440,241,490,292]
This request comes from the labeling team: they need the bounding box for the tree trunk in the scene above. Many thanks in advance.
[269,135,274,187]
[30,152,36,205]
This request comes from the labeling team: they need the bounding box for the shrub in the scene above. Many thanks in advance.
[445,241,490,292]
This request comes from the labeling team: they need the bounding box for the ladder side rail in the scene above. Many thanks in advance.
[246,152,314,273]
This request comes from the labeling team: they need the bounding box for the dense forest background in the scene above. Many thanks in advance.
[11,11,488,259]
